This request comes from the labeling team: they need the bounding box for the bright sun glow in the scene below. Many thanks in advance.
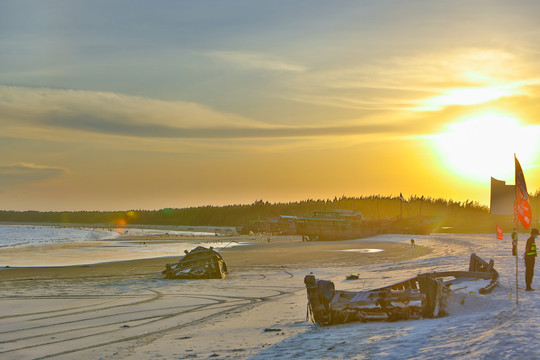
[419,83,525,111]
[435,87,512,105]
[432,114,540,181]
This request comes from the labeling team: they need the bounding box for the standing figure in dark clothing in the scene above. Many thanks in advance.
[524,228,538,291]
[512,228,518,256]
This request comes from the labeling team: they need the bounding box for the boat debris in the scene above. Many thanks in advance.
[305,253,499,325]
[295,210,437,241]
[162,246,229,279]
[296,210,380,241]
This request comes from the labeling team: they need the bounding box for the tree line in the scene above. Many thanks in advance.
[1,193,540,233]
[0,195,486,226]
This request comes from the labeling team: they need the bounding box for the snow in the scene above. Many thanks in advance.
[252,233,540,360]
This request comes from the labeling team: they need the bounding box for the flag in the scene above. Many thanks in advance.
[515,155,531,229]
[496,225,503,240]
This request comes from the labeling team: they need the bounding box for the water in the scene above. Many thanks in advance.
[0,224,242,267]
[0,224,119,248]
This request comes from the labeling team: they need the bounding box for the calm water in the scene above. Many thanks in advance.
[0,224,241,266]
[0,224,119,248]
[0,224,230,249]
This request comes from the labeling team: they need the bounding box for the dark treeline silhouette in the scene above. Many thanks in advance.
[1,194,539,233]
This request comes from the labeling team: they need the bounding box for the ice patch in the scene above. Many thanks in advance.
[329,248,384,253]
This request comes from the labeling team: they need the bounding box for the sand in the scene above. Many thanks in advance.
[0,234,430,359]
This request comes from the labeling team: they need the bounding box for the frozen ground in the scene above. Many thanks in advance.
[1,233,537,359]
[252,233,539,360]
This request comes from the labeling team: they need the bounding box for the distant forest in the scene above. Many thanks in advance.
[2,194,539,233]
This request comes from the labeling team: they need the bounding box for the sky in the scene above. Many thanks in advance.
[2,1,540,211]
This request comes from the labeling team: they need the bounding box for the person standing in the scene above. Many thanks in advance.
[512,228,518,256]
[524,228,538,291]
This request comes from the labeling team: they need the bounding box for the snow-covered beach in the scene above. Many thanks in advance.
[251,233,539,360]
[0,231,538,359]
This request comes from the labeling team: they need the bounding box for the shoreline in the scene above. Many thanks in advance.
[0,234,430,280]
[0,232,248,268]
[0,221,237,233]
[0,233,434,359]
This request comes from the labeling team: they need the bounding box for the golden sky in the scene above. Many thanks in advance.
[1,1,540,211]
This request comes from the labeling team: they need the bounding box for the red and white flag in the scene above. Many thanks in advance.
[496,225,503,240]
[515,155,531,229]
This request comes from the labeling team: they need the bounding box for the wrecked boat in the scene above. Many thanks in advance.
[305,253,498,325]
[162,246,229,279]
[295,210,437,241]
[237,215,297,235]
[295,210,382,241]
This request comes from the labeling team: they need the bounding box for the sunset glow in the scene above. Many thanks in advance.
[1,2,540,210]
[432,114,540,181]
[421,85,521,110]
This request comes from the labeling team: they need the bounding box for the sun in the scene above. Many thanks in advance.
[432,113,539,182]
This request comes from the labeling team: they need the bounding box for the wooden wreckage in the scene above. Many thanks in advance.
[295,210,380,241]
[305,253,498,325]
[295,210,437,241]
[162,246,229,279]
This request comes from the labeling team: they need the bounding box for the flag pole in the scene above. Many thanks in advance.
[514,154,532,304]
[514,210,519,305]
[514,153,529,306]
[514,153,519,305]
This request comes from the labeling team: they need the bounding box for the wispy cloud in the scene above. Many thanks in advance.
[0,163,68,188]
[417,80,540,111]
[285,48,540,111]
[0,86,412,142]
[0,85,255,140]
[207,50,307,72]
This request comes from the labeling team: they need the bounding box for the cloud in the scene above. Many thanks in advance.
[0,86,409,142]
[0,85,254,128]
[207,50,307,72]
[0,85,257,140]
[416,80,540,111]
[0,163,68,188]
[285,48,540,112]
